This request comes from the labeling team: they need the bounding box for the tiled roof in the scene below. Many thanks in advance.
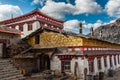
[0,26,22,35]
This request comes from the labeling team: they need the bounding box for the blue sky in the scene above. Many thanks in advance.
[0,0,120,34]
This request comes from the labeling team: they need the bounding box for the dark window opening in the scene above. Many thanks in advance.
[114,56,116,65]
[28,24,32,31]
[89,61,94,73]
[104,57,107,67]
[98,59,101,69]
[118,55,120,64]
[62,61,71,71]
[110,57,112,67]
[35,35,40,44]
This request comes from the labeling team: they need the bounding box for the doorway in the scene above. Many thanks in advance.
[0,43,7,58]
[37,54,50,72]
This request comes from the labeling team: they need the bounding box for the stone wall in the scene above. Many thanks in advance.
[27,30,120,49]
[27,31,83,48]
[0,32,21,45]
[13,58,37,75]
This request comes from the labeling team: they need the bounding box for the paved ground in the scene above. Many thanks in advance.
[25,69,120,80]
[105,69,120,80]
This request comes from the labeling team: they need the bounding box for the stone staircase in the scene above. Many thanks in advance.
[0,58,25,80]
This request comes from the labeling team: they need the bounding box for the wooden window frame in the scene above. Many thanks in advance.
[62,60,71,72]
[110,57,112,67]
[104,57,107,67]
[98,59,101,70]
[118,55,120,64]
[114,56,116,65]
[89,61,94,73]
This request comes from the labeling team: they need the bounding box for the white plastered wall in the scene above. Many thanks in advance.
[70,57,87,78]
[21,21,41,38]
[50,56,61,72]
[101,56,105,72]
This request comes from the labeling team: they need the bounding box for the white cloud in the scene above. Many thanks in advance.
[41,0,76,19]
[63,19,103,34]
[32,0,46,6]
[84,20,102,29]
[0,4,23,20]
[63,19,116,34]
[63,20,80,31]
[40,0,102,19]
[105,0,120,18]
[74,0,102,15]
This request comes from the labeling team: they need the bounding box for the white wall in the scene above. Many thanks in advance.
[101,56,105,72]
[94,58,98,75]
[71,57,85,78]
[21,21,41,38]
[51,54,120,78]
[106,56,110,70]
[50,56,61,72]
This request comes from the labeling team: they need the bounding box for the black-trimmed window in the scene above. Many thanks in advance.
[114,56,117,65]
[63,61,71,71]
[104,57,107,67]
[110,57,112,67]
[118,55,120,64]
[98,59,101,70]
[64,61,70,70]
[35,35,40,44]
[89,61,94,72]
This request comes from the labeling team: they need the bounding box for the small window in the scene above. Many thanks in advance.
[110,57,112,67]
[19,26,23,31]
[28,24,32,31]
[118,55,120,64]
[114,56,116,65]
[98,59,101,69]
[104,57,107,67]
[35,35,40,44]
[89,61,94,72]
[63,61,70,70]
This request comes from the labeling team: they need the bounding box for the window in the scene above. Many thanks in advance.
[110,57,112,67]
[35,35,40,44]
[19,26,23,31]
[114,56,116,65]
[118,55,120,64]
[98,59,101,69]
[63,61,70,71]
[104,57,107,67]
[28,24,32,31]
[89,61,94,72]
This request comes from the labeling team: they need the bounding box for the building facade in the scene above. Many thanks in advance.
[2,8,120,79]
[0,26,21,58]
[12,27,120,79]
[0,9,64,38]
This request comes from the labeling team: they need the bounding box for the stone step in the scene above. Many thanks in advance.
[0,62,12,65]
[2,74,25,80]
[0,67,17,73]
[0,64,13,67]
[0,59,11,63]
[0,59,24,80]
[11,77,25,80]
[0,71,20,79]
[0,65,15,70]
[0,69,19,76]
